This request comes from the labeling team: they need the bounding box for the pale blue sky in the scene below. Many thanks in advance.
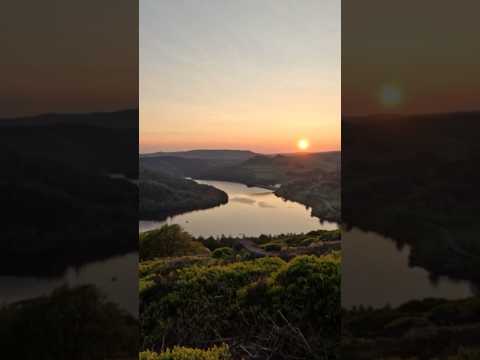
[140,0,340,153]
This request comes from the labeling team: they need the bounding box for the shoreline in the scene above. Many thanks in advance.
[196,178,340,222]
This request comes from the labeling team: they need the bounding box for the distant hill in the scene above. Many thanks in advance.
[200,151,340,186]
[141,156,222,178]
[140,150,257,179]
[140,150,341,222]
[141,149,258,161]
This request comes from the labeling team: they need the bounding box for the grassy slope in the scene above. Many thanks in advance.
[139,225,341,360]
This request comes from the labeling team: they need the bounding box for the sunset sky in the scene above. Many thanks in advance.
[342,0,480,116]
[140,0,340,154]
[1,0,137,118]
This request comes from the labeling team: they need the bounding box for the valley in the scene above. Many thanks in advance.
[140,150,341,223]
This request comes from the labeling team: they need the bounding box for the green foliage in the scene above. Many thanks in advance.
[251,230,340,251]
[271,255,341,327]
[140,344,231,360]
[200,236,223,251]
[140,225,209,261]
[140,254,340,359]
[211,247,234,259]
[257,234,271,244]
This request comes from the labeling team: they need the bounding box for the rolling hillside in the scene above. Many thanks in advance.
[139,167,228,220]
[140,150,341,222]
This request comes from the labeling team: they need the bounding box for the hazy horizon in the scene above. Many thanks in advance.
[140,147,341,156]
[140,0,340,154]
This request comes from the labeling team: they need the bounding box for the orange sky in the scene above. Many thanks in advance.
[342,0,480,116]
[1,0,137,118]
[140,0,340,154]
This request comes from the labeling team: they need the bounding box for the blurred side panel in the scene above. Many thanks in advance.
[342,1,480,359]
[0,1,139,359]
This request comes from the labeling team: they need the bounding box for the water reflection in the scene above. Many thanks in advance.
[0,252,138,316]
[140,180,337,237]
[230,196,257,205]
[342,228,476,308]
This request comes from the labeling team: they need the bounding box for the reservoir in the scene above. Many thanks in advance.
[342,228,477,308]
[139,179,338,236]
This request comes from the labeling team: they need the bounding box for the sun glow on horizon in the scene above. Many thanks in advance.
[140,1,340,154]
[297,138,310,151]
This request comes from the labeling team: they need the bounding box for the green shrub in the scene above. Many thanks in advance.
[140,344,231,360]
[141,257,285,349]
[201,236,222,251]
[256,234,272,244]
[140,225,208,260]
[140,254,341,358]
[271,255,341,329]
[211,247,234,260]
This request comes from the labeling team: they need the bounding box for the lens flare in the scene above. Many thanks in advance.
[380,84,403,107]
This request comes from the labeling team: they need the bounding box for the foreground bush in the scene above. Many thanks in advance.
[140,224,208,260]
[140,344,231,360]
[211,246,235,259]
[140,254,340,359]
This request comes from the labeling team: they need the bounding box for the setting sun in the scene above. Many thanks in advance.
[297,138,310,151]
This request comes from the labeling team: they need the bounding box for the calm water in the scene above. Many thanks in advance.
[0,252,138,316]
[342,228,477,308]
[139,180,338,236]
